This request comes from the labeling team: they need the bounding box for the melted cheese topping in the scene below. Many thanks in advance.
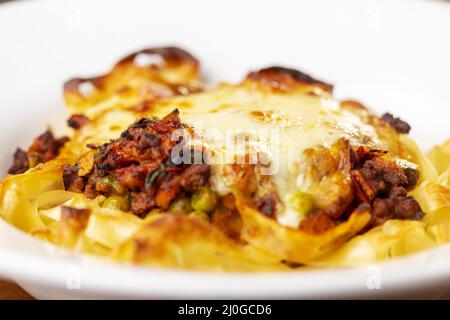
[149,85,382,228]
[75,84,385,228]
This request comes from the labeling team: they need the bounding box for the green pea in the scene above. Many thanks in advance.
[191,188,218,213]
[102,196,130,212]
[169,197,193,214]
[290,191,314,217]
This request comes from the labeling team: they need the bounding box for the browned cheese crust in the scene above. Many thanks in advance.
[63,47,203,113]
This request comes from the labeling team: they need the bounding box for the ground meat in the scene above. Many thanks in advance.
[83,181,97,199]
[296,144,423,234]
[130,192,156,217]
[351,147,423,228]
[155,175,182,209]
[403,167,419,190]
[357,157,408,199]
[62,164,86,193]
[67,114,89,130]
[63,109,211,216]
[180,164,210,191]
[8,130,68,175]
[381,113,411,134]
[392,196,424,220]
[8,149,29,174]
[389,186,407,197]
[28,131,69,167]
[372,196,424,226]
[91,113,179,177]
[116,164,157,190]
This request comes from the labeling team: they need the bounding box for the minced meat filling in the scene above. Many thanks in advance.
[63,109,211,217]
[298,145,423,233]
[8,130,68,174]
[350,147,424,228]
[381,113,411,134]
[8,149,29,175]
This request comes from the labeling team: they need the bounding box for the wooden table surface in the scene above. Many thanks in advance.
[0,279,34,300]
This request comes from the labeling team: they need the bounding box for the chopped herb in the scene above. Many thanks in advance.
[145,164,165,190]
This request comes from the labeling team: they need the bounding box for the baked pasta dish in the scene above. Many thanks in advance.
[1,47,449,271]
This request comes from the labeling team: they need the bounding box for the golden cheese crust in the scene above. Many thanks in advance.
[246,66,333,93]
[63,47,203,114]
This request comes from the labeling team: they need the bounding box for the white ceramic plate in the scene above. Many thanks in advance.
[0,0,449,299]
